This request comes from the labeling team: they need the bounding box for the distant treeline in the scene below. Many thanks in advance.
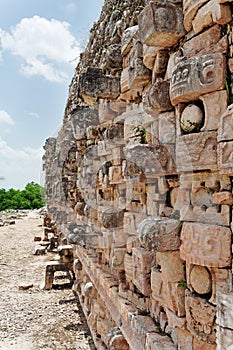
[0,182,45,211]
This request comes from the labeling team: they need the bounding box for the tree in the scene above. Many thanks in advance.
[0,182,45,211]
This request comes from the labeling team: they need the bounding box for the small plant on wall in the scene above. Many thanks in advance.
[134,126,147,144]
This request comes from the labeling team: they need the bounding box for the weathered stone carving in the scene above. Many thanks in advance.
[176,132,218,172]
[178,171,231,226]
[218,104,233,142]
[138,1,185,47]
[79,67,120,105]
[170,53,226,105]
[185,291,216,343]
[218,141,233,175]
[125,144,176,176]
[180,222,231,267]
[137,218,180,252]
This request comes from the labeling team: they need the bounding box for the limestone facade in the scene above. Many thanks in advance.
[43,0,233,349]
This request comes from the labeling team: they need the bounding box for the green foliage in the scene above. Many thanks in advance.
[134,126,147,144]
[177,279,187,288]
[225,77,233,105]
[0,182,45,211]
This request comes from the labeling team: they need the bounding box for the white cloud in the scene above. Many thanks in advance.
[0,16,80,82]
[0,110,15,125]
[0,137,44,189]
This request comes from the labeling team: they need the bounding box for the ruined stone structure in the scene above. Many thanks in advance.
[43,0,233,349]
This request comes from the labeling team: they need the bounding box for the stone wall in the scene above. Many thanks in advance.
[43,0,233,349]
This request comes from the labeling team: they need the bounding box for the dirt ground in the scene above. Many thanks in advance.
[0,211,95,350]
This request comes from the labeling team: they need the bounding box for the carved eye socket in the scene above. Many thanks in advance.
[172,74,176,83]
[176,70,182,81]
[182,68,189,79]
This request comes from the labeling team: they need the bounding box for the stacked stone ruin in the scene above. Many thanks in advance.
[43,0,233,349]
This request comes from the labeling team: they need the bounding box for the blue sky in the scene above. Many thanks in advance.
[0,0,103,189]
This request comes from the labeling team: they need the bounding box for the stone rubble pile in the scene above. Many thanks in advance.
[43,0,233,349]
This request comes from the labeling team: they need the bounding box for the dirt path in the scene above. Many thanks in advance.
[0,211,95,350]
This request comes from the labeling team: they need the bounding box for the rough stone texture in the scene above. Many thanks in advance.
[180,222,231,267]
[176,132,218,172]
[185,291,217,344]
[138,1,185,47]
[170,53,226,106]
[43,0,233,348]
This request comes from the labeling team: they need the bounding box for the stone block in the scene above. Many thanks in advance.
[193,337,217,350]
[137,218,180,252]
[216,292,233,329]
[212,191,233,205]
[163,281,186,316]
[132,247,154,296]
[126,235,140,254]
[151,268,163,303]
[192,0,231,35]
[143,79,173,115]
[97,140,112,157]
[180,222,231,268]
[217,326,233,350]
[79,67,120,104]
[120,68,131,94]
[110,247,125,271]
[138,2,185,47]
[123,107,150,141]
[112,228,127,247]
[170,53,226,105]
[143,44,160,70]
[98,99,116,123]
[176,132,218,172]
[218,141,233,175]
[108,166,122,184]
[185,291,216,343]
[152,50,169,80]
[124,253,134,283]
[156,251,185,283]
[200,91,228,132]
[124,144,176,177]
[123,212,136,235]
[165,308,186,329]
[106,327,129,350]
[178,171,231,226]
[96,318,115,341]
[218,104,233,142]
[99,207,124,229]
[183,25,228,57]
[159,111,176,144]
[175,328,193,350]
[146,332,176,350]
[209,267,232,305]
[128,41,151,91]
[130,314,159,338]
[183,0,209,31]
[121,25,139,57]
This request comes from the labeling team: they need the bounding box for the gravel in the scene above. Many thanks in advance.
[0,211,95,350]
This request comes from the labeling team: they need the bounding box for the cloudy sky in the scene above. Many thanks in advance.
[0,0,103,189]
